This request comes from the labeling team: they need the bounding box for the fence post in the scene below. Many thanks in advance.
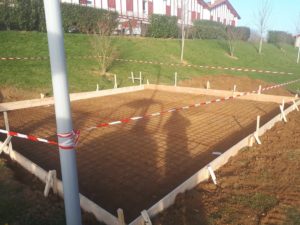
[174,72,177,87]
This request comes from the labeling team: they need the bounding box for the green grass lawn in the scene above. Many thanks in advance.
[0,31,300,98]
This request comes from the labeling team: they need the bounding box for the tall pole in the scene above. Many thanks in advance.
[43,1,82,225]
[297,47,300,64]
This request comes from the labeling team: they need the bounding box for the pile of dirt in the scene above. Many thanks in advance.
[179,75,293,96]
[153,110,300,225]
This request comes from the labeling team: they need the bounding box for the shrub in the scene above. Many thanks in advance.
[0,0,118,33]
[268,31,295,46]
[147,14,179,38]
[192,20,226,39]
[235,26,250,41]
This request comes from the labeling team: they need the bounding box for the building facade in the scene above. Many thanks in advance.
[62,0,240,35]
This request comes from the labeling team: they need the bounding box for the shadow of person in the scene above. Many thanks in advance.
[163,111,192,186]
[76,97,163,222]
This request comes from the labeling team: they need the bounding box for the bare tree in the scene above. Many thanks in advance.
[226,26,241,57]
[180,0,189,63]
[296,13,300,64]
[90,13,118,76]
[255,0,272,54]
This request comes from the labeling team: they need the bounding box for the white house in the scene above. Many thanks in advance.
[62,0,240,35]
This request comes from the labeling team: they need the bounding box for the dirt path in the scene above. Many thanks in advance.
[153,110,300,225]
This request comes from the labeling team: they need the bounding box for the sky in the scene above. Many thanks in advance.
[230,0,300,35]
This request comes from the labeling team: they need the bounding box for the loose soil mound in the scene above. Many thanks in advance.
[0,86,39,103]
[179,75,293,96]
[154,110,300,225]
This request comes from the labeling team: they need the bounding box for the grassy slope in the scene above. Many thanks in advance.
[0,31,300,97]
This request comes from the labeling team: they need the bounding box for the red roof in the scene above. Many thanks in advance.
[206,0,241,19]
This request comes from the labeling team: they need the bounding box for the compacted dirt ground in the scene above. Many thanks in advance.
[153,110,300,225]
[0,88,283,222]
[179,75,293,96]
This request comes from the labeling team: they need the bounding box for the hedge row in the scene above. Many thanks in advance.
[190,20,250,41]
[147,14,179,38]
[268,31,295,46]
[0,0,118,33]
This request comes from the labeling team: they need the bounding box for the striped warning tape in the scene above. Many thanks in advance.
[88,78,300,130]
[0,55,294,75]
[0,78,299,145]
[0,129,80,150]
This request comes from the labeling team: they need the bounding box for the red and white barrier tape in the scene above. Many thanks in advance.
[0,129,80,150]
[0,55,294,75]
[88,79,300,130]
[0,79,299,145]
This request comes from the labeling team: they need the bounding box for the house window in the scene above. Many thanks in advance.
[148,1,153,15]
[143,0,146,12]
[178,8,182,17]
[166,5,171,16]
[126,0,133,11]
[217,17,220,22]
[231,20,236,26]
[108,0,116,8]
[210,15,213,21]
[197,13,200,20]
[191,11,196,21]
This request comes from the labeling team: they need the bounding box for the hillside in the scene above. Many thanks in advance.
[0,31,300,101]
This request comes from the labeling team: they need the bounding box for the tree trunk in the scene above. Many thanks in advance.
[297,47,300,64]
[259,37,263,54]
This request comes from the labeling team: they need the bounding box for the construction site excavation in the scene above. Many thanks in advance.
[0,82,298,224]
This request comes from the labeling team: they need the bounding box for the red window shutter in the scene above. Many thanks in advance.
[80,0,87,5]
[177,8,182,18]
[108,0,116,8]
[148,2,153,15]
[231,20,236,26]
[191,11,196,21]
[126,0,133,11]
[166,5,171,16]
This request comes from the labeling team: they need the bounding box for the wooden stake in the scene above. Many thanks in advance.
[254,115,262,145]
[141,210,152,225]
[233,84,236,93]
[44,170,57,197]
[131,72,134,83]
[174,72,177,87]
[117,208,126,225]
[3,111,12,153]
[139,72,142,86]
[258,85,262,94]
[96,84,99,92]
[207,165,217,185]
[40,93,45,99]
[280,105,287,122]
[146,79,150,85]
[293,100,299,111]
[114,74,117,89]
[206,81,210,89]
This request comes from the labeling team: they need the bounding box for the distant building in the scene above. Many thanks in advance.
[62,0,240,35]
